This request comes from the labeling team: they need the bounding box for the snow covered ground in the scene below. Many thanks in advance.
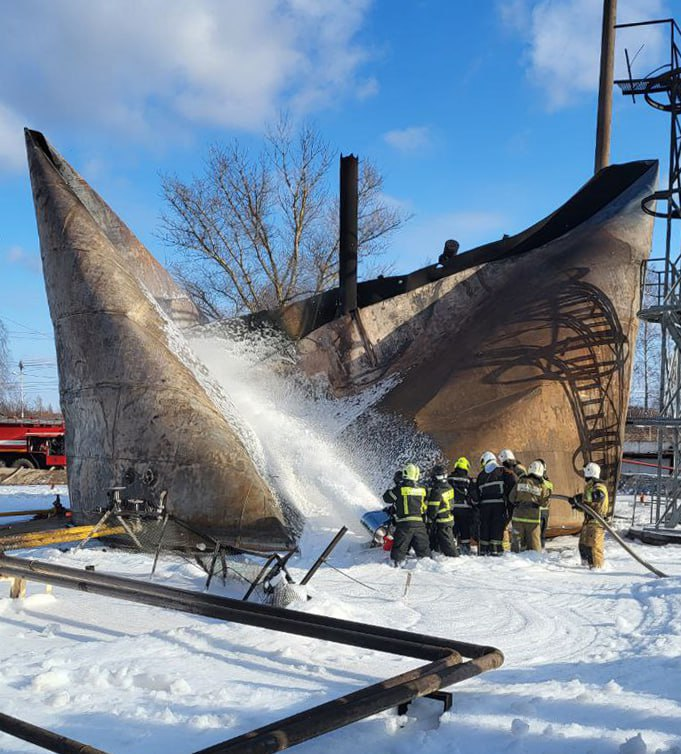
[1,489,680,754]
[1,336,679,754]
[0,485,68,524]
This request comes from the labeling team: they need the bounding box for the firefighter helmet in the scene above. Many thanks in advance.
[583,462,601,480]
[480,451,497,468]
[432,464,447,480]
[498,448,516,465]
[403,463,420,482]
[527,460,546,478]
[454,456,471,472]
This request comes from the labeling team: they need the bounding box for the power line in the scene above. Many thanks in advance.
[0,314,52,338]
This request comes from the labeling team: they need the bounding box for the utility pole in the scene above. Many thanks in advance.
[594,0,618,173]
[18,360,24,421]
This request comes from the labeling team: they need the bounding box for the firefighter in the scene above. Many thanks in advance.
[383,463,431,566]
[509,460,551,553]
[571,462,608,569]
[426,464,459,557]
[498,449,526,550]
[448,457,475,554]
[498,448,527,480]
[536,457,553,548]
[475,451,515,556]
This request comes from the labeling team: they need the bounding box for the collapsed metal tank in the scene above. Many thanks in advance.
[267,160,658,534]
[25,129,293,550]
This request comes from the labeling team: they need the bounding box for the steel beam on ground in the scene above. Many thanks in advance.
[0,553,503,754]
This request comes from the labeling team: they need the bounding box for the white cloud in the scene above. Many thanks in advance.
[5,245,41,273]
[0,0,374,162]
[356,77,380,100]
[499,0,669,109]
[383,126,431,152]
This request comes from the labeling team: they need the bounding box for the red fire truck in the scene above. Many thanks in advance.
[0,418,66,469]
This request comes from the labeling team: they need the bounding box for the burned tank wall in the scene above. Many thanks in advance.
[294,161,657,533]
[26,129,292,550]
[27,131,201,329]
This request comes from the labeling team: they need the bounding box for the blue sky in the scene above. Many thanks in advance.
[0,0,672,410]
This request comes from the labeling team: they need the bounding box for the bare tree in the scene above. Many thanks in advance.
[160,117,408,317]
[0,321,16,414]
[632,267,662,410]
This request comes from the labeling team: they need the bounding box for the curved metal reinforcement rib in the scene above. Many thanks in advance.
[0,553,503,754]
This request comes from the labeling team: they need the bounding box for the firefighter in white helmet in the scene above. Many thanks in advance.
[571,462,608,568]
[509,460,551,553]
[475,451,515,556]
[498,448,527,480]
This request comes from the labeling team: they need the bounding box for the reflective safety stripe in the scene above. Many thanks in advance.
[479,480,504,503]
[480,481,504,491]
[395,485,426,523]
[512,516,541,524]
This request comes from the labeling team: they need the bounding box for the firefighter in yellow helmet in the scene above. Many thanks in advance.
[509,460,551,553]
[571,462,609,568]
[448,457,475,554]
[382,463,431,566]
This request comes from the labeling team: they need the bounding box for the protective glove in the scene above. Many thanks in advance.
[568,493,583,509]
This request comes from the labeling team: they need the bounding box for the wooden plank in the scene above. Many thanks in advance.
[9,578,26,599]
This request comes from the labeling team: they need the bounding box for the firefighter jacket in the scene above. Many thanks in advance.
[427,479,455,524]
[476,465,515,505]
[582,480,609,525]
[509,474,551,524]
[540,477,553,511]
[383,481,428,523]
[504,461,527,482]
[448,469,473,509]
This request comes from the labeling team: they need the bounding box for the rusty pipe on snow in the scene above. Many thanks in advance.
[0,553,503,753]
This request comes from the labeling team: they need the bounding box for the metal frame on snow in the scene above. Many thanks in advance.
[0,553,503,754]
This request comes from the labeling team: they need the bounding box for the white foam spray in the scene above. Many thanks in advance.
[189,325,398,555]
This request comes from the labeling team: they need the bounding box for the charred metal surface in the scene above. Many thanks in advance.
[339,155,359,314]
[25,130,292,551]
[0,554,503,754]
[285,161,658,531]
[25,130,200,328]
[269,161,657,340]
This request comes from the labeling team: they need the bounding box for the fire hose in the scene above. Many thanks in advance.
[552,494,667,578]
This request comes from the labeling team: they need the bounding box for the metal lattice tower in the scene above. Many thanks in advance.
[617,18,681,530]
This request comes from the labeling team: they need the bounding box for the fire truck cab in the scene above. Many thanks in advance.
[0,419,66,469]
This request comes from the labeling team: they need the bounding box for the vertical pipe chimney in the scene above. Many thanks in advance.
[594,0,618,173]
[339,154,359,314]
